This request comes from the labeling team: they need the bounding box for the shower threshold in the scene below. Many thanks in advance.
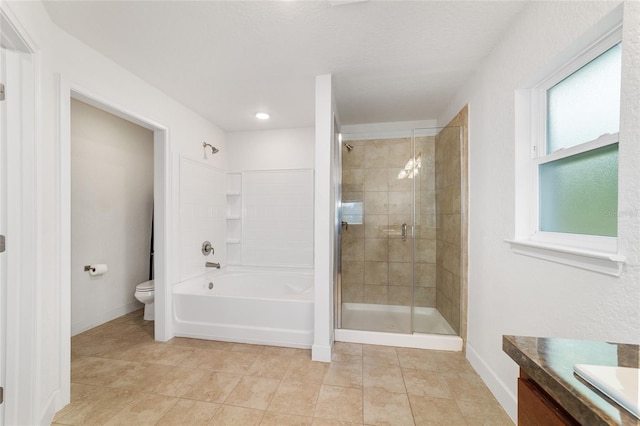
[336,303,463,351]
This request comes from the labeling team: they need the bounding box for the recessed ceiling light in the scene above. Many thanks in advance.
[256,112,270,120]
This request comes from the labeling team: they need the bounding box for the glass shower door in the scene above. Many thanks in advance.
[339,134,415,334]
[385,136,415,334]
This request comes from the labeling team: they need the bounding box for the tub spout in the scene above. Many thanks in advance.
[206,262,221,269]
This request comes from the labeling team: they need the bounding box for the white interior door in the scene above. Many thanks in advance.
[0,46,8,426]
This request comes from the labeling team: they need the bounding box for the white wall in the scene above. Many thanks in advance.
[179,158,226,280]
[312,74,338,362]
[4,1,227,424]
[70,99,153,335]
[438,2,640,421]
[226,127,315,171]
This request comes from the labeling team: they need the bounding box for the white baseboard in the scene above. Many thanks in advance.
[71,300,142,336]
[39,389,63,426]
[312,343,332,362]
[466,342,518,423]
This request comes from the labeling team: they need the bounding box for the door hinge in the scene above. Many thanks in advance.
[0,386,3,404]
[0,83,4,101]
[0,235,5,253]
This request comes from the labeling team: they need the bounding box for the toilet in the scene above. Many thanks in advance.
[134,280,155,321]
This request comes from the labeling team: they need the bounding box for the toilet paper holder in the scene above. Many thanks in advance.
[84,265,95,272]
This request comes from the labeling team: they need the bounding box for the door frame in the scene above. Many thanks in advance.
[58,80,173,406]
[0,4,38,425]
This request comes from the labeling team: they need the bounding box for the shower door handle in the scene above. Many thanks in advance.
[401,223,407,241]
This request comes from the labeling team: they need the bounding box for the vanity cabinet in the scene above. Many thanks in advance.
[503,335,640,426]
[518,370,579,425]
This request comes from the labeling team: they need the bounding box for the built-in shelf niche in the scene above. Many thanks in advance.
[226,172,242,264]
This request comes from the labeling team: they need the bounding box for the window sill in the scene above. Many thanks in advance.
[506,239,625,277]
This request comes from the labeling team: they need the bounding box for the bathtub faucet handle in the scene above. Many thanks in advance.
[206,261,221,269]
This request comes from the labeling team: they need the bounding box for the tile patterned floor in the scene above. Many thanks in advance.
[53,310,513,425]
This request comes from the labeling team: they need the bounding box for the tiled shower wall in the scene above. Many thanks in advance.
[435,106,468,335]
[341,136,436,308]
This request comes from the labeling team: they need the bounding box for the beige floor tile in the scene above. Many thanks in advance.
[183,371,243,403]
[261,411,314,426]
[363,388,414,426]
[103,392,179,425]
[54,387,137,425]
[71,357,137,387]
[51,383,105,423]
[283,358,329,384]
[224,376,280,410]
[101,341,197,366]
[247,354,292,379]
[334,342,363,356]
[59,313,514,426]
[363,363,406,393]
[109,362,175,392]
[443,373,497,403]
[314,385,363,424]
[311,420,361,426]
[183,348,258,374]
[408,394,467,426]
[362,345,399,366]
[144,365,207,397]
[231,342,267,354]
[262,346,300,357]
[209,404,265,425]
[323,361,362,388]
[167,337,235,351]
[156,399,221,425]
[395,347,440,372]
[402,368,451,399]
[268,381,321,417]
[108,308,149,326]
[456,399,514,425]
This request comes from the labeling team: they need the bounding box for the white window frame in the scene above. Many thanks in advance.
[508,24,625,276]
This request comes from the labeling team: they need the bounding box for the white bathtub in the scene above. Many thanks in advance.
[173,266,314,348]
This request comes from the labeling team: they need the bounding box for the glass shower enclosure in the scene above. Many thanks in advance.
[336,126,463,337]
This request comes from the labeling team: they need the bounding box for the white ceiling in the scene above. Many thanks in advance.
[42,1,526,132]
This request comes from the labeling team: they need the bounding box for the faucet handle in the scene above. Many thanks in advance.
[202,241,214,255]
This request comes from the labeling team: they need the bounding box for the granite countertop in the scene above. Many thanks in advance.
[503,335,639,426]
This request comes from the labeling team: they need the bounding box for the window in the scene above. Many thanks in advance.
[509,24,625,276]
[535,41,621,242]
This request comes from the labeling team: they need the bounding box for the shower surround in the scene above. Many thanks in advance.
[341,136,437,311]
[340,107,468,337]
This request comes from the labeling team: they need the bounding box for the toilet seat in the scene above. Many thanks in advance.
[136,280,154,292]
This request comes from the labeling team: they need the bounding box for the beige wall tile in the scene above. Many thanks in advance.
[364,285,388,304]
[364,262,388,285]
[342,261,364,284]
[388,262,412,286]
[341,237,364,262]
[364,238,387,262]
[388,286,412,306]
[364,168,388,192]
[363,191,388,215]
[364,215,388,239]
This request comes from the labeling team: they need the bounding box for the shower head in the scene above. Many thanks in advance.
[203,142,219,155]
[344,143,354,152]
